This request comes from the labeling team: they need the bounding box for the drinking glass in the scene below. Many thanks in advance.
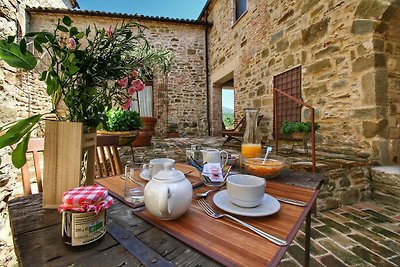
[124,163,145,203]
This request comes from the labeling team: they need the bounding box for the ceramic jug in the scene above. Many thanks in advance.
[144,168,192,220]
[200,149,228,165]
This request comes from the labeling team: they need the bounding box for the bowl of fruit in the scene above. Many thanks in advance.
[242,158,285,179]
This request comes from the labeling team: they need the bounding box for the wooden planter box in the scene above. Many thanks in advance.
[42,120,96,209]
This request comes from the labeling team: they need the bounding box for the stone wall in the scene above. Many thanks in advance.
[371,166,400,206]
[385,9,400,164]
[206,0,400,163]
[27,11,208,137]
[205,0,400,208]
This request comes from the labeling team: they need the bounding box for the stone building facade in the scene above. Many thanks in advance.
[200,0,400,210]
[26,8,208,137]
[203,0,400,166]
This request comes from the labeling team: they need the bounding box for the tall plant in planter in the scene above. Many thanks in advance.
[0,16,157,206]
[126,45,172,146]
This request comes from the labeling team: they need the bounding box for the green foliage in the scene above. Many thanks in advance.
[104,109,142,132]
[0,114,43,168]
[0,39,37,70]
[223,113,234,129]
[0,15,171,168]
[280,121,320,136]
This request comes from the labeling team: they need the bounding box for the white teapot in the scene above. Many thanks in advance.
[144,168,192,220]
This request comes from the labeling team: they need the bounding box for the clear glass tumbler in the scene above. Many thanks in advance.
[124,163,145,204]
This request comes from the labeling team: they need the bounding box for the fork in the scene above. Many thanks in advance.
[197,199,287,246]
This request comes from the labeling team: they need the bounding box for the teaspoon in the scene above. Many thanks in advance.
[195,189,216,198]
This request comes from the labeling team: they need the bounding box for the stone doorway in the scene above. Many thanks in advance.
[210,71,234,135]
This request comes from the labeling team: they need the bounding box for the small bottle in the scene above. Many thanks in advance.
[241,108,262,159]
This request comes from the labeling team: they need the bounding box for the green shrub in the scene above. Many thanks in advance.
[280,121,320,135]
[104,109,142,131]
[223,113,234,129]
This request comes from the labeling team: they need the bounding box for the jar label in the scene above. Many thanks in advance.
[62,211,106,246]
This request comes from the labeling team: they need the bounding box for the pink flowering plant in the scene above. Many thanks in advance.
[0,15,170,167]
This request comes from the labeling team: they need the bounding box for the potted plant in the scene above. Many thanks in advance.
[129,46,172,147]
[280,121,320,140]
[0,16,161,206]
[166,122,179,138]
[98,109,142,146]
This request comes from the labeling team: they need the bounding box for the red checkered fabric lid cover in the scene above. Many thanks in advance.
[58,184,113,213]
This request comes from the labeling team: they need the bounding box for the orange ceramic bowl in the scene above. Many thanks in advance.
[242,158,285,179]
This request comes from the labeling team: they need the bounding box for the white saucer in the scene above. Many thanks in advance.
[140,170,151,181]
[213,190,280,217]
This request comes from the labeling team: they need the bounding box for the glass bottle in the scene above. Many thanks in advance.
[241,108,262,158]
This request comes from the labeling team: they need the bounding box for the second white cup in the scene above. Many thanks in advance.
[142,158,176,179]
[226,174,266,208]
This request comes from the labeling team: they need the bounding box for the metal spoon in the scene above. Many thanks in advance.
[262,146,272,164]
[195,189,216,198]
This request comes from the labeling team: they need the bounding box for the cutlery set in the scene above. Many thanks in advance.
[195,188,307,246]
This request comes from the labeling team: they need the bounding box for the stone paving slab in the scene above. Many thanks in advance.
[281,201,400,267]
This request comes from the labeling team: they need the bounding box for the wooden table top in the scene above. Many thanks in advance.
[8,166,323,267]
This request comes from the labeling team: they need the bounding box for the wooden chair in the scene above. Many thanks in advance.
[222,115,264,146]
[96,135,123,178]
[13,138,44,195]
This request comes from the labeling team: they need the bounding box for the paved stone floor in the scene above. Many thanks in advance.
[124,137,400,267]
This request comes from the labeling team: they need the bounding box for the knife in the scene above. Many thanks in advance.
[275,197,307,207]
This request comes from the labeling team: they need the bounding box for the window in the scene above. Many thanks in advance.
[130,84,153,117]
[234,0,247,21]
[273,66,302,138]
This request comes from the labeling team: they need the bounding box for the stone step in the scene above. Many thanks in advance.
[371,166,400,207]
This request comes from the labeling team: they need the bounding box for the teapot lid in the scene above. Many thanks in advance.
[153,169,185,181]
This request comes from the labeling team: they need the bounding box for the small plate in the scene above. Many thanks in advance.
[213,190,280,217]
[140,170,151,181]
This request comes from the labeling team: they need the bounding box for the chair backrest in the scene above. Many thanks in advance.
[96,135,122,178]
[15,138,44,195]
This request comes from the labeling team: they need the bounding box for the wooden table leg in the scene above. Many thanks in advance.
[304,211,311,267]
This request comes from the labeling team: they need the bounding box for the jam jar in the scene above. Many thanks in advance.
[58,185,113,248]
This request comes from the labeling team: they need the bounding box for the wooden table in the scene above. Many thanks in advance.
[8,168,323,267]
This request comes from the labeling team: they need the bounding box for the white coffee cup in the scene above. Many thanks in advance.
[142,158,176,179]
[226,174,266,208]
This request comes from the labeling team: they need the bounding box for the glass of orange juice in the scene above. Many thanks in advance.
[241,143,262,158]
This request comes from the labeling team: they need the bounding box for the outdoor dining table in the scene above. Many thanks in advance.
[8,164,323,267]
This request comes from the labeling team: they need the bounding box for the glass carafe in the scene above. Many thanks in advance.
[241,108,262,158]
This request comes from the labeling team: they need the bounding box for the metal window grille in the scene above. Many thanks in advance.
[273,66,302,138]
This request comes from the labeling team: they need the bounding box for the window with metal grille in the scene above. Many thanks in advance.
[273,66,302,139]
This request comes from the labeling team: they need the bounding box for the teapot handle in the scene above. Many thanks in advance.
[159,184,171,216]
[220,150,228,165]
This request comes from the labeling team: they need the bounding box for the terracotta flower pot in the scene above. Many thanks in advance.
[131,117,157,147]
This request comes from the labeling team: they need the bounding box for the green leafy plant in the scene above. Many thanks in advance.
[280,121,320,136]
[103,109,142,132]
[223,113,234,130]
[0,16,171,168]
